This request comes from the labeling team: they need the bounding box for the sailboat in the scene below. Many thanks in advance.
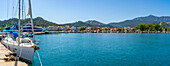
[1,0,39,63]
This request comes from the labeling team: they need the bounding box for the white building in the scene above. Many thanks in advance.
[64,25,70,31]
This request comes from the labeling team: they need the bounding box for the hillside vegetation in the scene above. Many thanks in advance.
[109,15,170,28]
[0,17,58,27]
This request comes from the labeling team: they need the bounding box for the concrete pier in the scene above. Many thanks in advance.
[0,43,28,66]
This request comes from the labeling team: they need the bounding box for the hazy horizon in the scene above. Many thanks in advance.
[0,0,170,24]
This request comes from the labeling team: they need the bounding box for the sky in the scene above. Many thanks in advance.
[0,0,170,24]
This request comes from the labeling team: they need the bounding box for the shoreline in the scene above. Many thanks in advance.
[0,31,169,37]
[43,31,170,34]
[30,31,170,36]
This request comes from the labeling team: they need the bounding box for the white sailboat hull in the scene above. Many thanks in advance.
[1,37,35,63]
[2,0,39,64]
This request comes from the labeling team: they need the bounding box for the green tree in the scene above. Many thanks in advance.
[117,28,121,32]
[137,24,146,31]
[79,26,86,31]
[165,28,168,31]
[148,27,154,31]
[163,23,166,29]
[168,28,170,31]
[135,23,163,31]
[132,29,136,32]
[145,24,152,31]
[153,23,161,31]
[104,27,108,31]
[135,25,139,30]
[0,27,3,31]
[158,27,163,31]
[99,29,102,32]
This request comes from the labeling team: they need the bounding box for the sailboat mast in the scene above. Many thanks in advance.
[22,0,24,19]
[18,0,21,44]
[28,0,35,42]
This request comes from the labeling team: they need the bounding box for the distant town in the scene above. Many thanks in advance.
[45,23,170,33]
[0,15,170,34]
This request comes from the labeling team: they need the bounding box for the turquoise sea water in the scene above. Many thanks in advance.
[32,33,170,66]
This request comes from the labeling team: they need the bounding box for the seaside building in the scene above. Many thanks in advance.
[93,27,100,33]
[100,28,104,33]
[71,26,77,32]
[110,28,114,33]
[64,25,70,31]
[113,28,117,32]
[45,25,136,33]
[46,26,54,31]
[96,27,101,33]
[46,26,58,31]
[57,26,63,31]
[86,27,91,32]
[77,27,81,32]
[124,27,127,33]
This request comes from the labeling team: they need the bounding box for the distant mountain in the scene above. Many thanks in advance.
[109,15,170,28]
[0,17,58,27]
[85,20,105,25]
[134,15,170,22]
[0,17,114,28]
[63,20,114,28]
[1,15,170,28]
[63,21,93,27]
[28,17,59,27]
[109,20,161,28]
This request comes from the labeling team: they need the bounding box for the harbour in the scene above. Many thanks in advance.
[0,0,170,66]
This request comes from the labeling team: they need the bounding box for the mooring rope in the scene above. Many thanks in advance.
[37,51,43,66]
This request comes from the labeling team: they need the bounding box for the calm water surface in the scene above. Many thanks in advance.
[32,33,170,66]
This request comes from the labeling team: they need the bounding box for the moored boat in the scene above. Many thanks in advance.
[1,34,39,63]
[1,0,39,64]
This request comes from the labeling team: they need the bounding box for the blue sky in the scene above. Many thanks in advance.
[0,0,170,24]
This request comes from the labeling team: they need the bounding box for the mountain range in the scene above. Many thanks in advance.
[109,15,170,28]
[62,20,114,28]
[0,15,170,28]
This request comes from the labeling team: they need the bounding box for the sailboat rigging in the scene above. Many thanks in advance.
[1,0,39,64]
[28,0,35,42]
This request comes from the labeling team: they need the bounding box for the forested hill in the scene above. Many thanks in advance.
[109,15,170,28]
[0,17,58,27]
[0,17,114,28]
[62,20,115,28]
[1,15,170,28]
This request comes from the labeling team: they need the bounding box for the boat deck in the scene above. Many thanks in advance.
[0,43,28,66]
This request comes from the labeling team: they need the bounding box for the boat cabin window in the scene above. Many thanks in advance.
[21,39,31,43]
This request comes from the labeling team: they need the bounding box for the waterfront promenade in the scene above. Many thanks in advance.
[0,43,28,66]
